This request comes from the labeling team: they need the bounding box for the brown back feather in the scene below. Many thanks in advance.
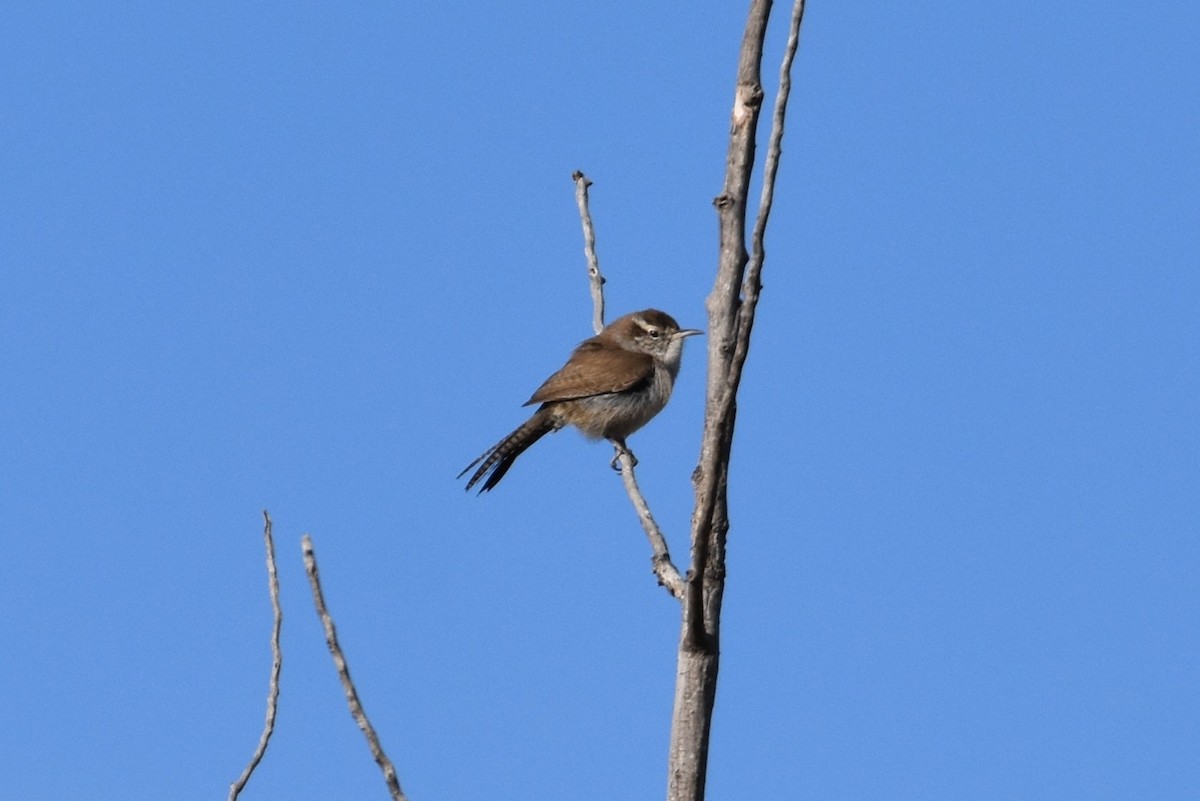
[524,339,654,405]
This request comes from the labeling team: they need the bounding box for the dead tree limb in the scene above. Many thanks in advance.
[667,2,807,799]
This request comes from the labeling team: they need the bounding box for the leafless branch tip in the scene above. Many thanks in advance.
[302,535,408,801]
[228,511,283,801]
[572,170,606,335]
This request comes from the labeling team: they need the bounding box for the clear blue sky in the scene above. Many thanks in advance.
[2,2,1197,799]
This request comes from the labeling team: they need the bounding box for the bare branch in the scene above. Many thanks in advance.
[302,535,408,801]
[229,511,283,801]
[572,170,606,334]
[571,170,686,597]
[668,2,807,799]
[613,444,686,599]
[688,0,773,649]
[734,0,806,402]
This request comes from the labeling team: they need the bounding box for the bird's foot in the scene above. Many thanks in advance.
[609,439,638,471]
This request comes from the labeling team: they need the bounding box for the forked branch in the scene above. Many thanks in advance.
[668,2,807,800]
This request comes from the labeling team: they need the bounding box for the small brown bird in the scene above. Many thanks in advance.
[460,309,701,492]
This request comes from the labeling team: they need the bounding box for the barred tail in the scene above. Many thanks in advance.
[459,410,556,493]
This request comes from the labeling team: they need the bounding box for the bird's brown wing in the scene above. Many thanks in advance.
[524,339,654,405]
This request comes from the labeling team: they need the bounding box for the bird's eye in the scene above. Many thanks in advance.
[648,328,660,338]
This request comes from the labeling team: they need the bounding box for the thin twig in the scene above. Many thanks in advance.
[572,170,606,334]
[302,535,407,801]
[572,170,685,598]
[614,445,686,599]
[229,511,283,801]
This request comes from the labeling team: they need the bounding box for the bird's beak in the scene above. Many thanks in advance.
[677,328,703,339]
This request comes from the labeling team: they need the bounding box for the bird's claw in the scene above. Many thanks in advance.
[609,441,638,471]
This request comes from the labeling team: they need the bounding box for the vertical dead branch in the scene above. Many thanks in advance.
[302,535,408,801]
[229,511,283,801]
[667,1,807,800]
[573,170,606,335]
